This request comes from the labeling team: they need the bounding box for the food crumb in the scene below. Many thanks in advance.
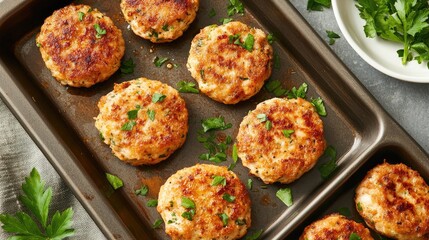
[166,63,173,69]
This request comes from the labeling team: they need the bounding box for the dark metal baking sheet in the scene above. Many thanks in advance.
[0,0,428,239]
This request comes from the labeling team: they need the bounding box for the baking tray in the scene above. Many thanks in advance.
[0,0,428,239]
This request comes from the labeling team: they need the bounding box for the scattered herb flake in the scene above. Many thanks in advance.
[211,176,227,186]
[349,232,362,240]
[357,202,363,211]
[120,57,136,75]
[181,197,196,209]
[267,33,276,44]
[181,209,196,221]
[276,188,293,207]
[227,0,244,16]
[232,144,238,163]
[273,52,281,69]
[153,56,169,67]
[219,18,233,24]
[265,79,287,97]
[247,179,253,190]
[318,146,337,179]
[177,80,199,93]
[222,193,236,203]
[202,116,232,132]
[311,97,327,116]
[152,93,166,103]
[326,30,340,45]
[99,132,105,141]
[78,11,85,21]
[209,8,216,17]
[307,0,331,11]
[146,199,158,207]
[135,185,149,196]
[121,121,136,131]
[338,207,351,217]
[162,24,169,31]
[94,23,106,39]
[152,219,163,229]
[106,173,123,190]
[265,120,272,130]
[243,34,255,51]
[127,109,139,120]
[282,129,295,138]
[287,83,308,99]
[246,229,263,240]
[236,219,246,225]
[257,113,268,122]
[147,109,155,121]
[218,213,229,226]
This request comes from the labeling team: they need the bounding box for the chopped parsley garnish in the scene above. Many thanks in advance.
[229,34,254,51]
[357,202,363,211]
[106,173,123,190]
[153,56,169,67]
[181,209,196,221]
[228,143,238,170]
[356,0,429,66]
[78,11,85,21]
[276,188,293,207]
[147,109,155,121]
[152,219,163,229]
[121,120,136,131]
[200,69,205,79]
[318,146,337,179]
[246,229,263,240]
[162,24,169,31]
[0,168,75,239]
[282,129,294,138]
[227,0,244,16]
[127,109,139,120]
[219,18,233,24]
[202,116,232,132]
[349,232,362,240]
[247,179,253,190]
[222,193,236,202]
[311,97,327,116]
[326,30,340,45]
[218,213,229,226]
[267,33,276,44]
[99,132,105,141]
[307,0,331,11]
[177,80,199,93]
[257,113,268,122]
[146,199,158,207]
[287,83,308,99]
[235,219,246,225]
[120,57,136,75]
[211,176,227,186]
[181,197,196,209]
[265,120,272,130]
[273,52,281,69]
[135,185,149,196]
[338,207,351,217]
[152,93,166,103]
[209,8,216,17]
[264,79,287,97]
[229,34,240,44]
[94,23,106,39]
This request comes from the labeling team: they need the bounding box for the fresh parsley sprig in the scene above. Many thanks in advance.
[0,168,75,239]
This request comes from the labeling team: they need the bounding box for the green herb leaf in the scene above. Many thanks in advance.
[147,199,158,207]
[211,176,226,186]
[267,33,276,44]
[256,113,268,122]
[152,219,163,229]
[181,197,196,209]
[318,146,337,179]
[357,202,363,211]
[201,116,232,132]
[273,52,281,69]
[94,23,106,39]
[181,209,196,221]
[218,213,229,226]
[246,229,263,240]
[276,188,293,207]
[121,121,136,131]
[264,79,287,97]
[265,120,272,130]
[152,93,166,103]
[307,0,331,11]
[235,219,246,225]
[243,34,255,51]
[162,24,169,31]
[153,56,169,67]
[222,193,236,202]
[177,80,199,93]
[227,0,244,16]
[45,208,74,239]
[338,207,351,217]
[106,173,123,190]
[282,129,294,138]
[349,232,362,240]
[311,97,327,116]
[219,18,233,24]
[147,109,155,121]
[247,179,253,190]
[135,185,149,196]
[232,144,238,163]
[326,30,340,45]
[120,57,136,75]
[78,12,85,21]
[287,83,308,99]
[127,109,139,120]
[209,8,216,17]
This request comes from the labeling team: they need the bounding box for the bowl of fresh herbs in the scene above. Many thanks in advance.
[332,0,429,83]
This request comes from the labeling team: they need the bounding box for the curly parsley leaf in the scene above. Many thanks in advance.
[227,0,244,16]
[94,23,106,39]
[202,116,232,132]
[311,97,327,117]
[177,80,199,93]
[0,168,74,239]
[287,83,308,99]
[326,30,340,45]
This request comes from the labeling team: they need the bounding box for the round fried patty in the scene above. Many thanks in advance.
[157,164,251,240]
[121,0,199,43]
[95,78,188,165]
[36,4,125,87]
[299,213,374,240]
[355,162,429,240]
[236,98,326,184]
[187,21,273,104]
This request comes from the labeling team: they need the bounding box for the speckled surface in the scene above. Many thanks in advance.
[290,0,429,154]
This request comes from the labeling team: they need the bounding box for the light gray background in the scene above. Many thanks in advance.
[1,0,428,239]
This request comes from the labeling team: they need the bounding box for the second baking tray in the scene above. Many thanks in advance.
[0,0,428,239]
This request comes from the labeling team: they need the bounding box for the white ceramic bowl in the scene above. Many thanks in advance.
[332,0,429,83]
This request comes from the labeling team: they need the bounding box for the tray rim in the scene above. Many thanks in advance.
[1,0,428,239]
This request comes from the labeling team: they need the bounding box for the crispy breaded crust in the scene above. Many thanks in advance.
[299,213,374,240]
[95,78,188,165]
[187,21,273,104]
[355,162,429,240]
[157,164,251,240]
[236,98,326,184]
[121,0,199,42]
[36,4,125,87]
